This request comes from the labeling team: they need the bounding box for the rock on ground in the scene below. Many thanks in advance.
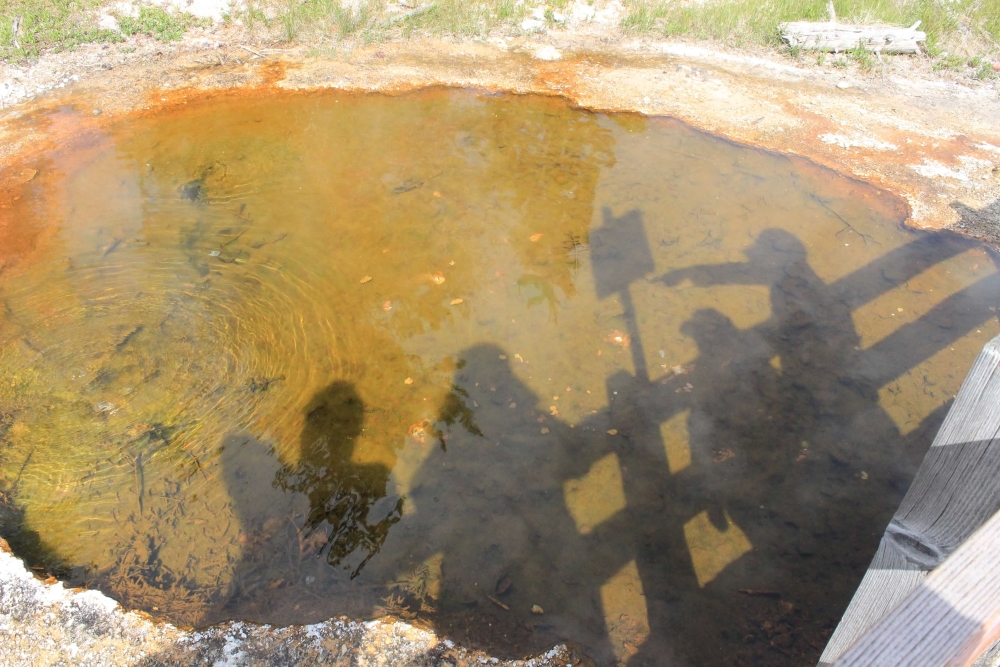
[0,539,581,667]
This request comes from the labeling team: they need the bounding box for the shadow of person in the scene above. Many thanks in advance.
[659,228,898,475]
[580,305,800,667]
[663,229,860,387]
[640,229,939,664]
[675,309,795,526]
[216,432,307,623]
[385,343,619,663]
[215,381,402,625]
[274,381,403,579]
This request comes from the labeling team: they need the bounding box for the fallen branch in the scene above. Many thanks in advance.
[487,595,510,611]
[739,588,782,598]
[239,44,267,59]
[780,20,925,54]
[809,193,881,246]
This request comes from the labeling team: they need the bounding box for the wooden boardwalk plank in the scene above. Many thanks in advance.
[819,334,1000,666]
[832,508,1000,666]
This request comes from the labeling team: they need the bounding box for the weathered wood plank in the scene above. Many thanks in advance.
[832,508,1000,666]
[819,334,1000,665]
[780,21,926,54]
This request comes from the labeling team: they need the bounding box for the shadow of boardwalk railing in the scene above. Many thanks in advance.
[400,208,999,667]
[590,209,998,666]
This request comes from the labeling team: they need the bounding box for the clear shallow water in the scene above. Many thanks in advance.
[0,88,998,666]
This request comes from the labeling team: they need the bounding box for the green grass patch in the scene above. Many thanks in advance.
[0,0,122,60]
[932,52,966,70]
[117,5,208,41]
[847,42,876,71]
[251,0,530,44]
[1,0,207,61]
[396,0,527,38]
[932,51,999,76]
[265,0,385,42]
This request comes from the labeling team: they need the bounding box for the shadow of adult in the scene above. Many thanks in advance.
[388,343,620,663]
[580,303,827,667]
[659,227,956,484]
[216,381,402,625]
[566,213,971,666]
[633,228,960,663]
[274,381,403,579]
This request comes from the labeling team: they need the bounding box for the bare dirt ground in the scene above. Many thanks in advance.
[0,12,999,666]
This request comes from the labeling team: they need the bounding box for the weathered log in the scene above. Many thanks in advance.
[780,20,926,54]
[819,335,1000,665]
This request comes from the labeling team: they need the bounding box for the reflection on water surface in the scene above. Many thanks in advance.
[0,88,998,666]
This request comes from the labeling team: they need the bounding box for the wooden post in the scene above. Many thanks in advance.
[819,335,1000,665]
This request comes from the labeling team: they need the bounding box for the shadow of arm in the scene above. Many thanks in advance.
[658,262,763,288]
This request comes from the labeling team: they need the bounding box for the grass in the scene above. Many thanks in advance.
[847,42,876,71]
[0,0,207,61]
[246,0,532,44]
[622,0,997,48]
[117,5,208,41]
[621,0,998,73]
[0,0,122,60]
[933,51,998,77]
[1,0,998,79]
